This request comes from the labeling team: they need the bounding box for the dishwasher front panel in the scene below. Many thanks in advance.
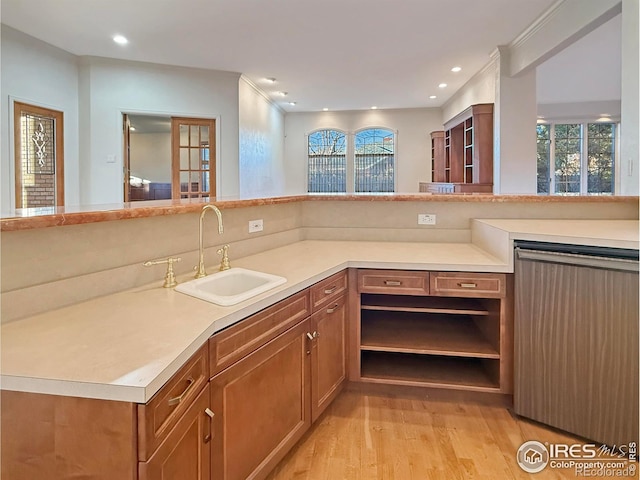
[514,248,639,447]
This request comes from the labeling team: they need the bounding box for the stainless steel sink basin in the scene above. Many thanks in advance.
[175,267,286,306]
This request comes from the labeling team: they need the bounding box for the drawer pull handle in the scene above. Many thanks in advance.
[326,303,339,314]
[204,408,214,443]
[324,286,337,294]
[457,282,477,288]
[306,332,314,341]
[384,280,402,286]
[204,408,215,419]
[168,377,195,406]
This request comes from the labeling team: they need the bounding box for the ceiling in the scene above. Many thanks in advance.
[1,0,560,113]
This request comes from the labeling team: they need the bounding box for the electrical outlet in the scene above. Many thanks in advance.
[248,219,263,233]
[418,214,436,225]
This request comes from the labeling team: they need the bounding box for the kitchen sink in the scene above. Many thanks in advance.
[175,267,287,306]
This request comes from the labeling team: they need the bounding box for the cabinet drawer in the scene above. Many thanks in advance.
[310,270,348,312]
[209,290,310,376]
[138,345,209,461]
[430,272,506,298]
[358,269,429,295]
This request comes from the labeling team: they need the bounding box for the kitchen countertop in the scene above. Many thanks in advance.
[2,220,637,403]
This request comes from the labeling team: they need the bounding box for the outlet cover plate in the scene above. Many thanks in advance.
[418,214,436,225]
[249,219,264,233]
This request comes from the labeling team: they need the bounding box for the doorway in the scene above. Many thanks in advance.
[14,101,64,208]
[123,114,216,201]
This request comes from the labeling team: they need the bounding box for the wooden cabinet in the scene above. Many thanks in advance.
[210,319,312,480]
[425,104,494,194]
[1,345,212,480]
[430,131,445,182]
[139,384,212,480]
[352,269,513,394]
[208,271,348,479]
[309,293,347,421]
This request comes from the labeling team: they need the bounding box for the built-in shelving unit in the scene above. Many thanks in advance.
[353,270,513,395]
[431,131,445,183]
[423,103,494,194]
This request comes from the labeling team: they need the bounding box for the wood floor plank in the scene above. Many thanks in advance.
[265,390,583,480]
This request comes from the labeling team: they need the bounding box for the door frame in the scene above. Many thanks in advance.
[13,100,65,208]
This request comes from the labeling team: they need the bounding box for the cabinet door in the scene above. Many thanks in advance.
[310,294,347,422]
[211,320,311,480]
[139,383,212,480]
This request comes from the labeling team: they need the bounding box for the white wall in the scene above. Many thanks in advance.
[442,61,496,124]
[283,108,443,194]
[1,26,80,211]
[238,78,286,198]
[129,133,171,183]
[78,57,241,205]
[619,0,639,195]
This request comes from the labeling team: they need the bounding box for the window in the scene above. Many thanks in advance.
[14,101,64,208]
[536,123,615,195]
[354,128,394,192]
[536,124,550,194]
[307,129,346,193]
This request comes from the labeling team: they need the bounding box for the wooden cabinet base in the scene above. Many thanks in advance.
[1,390,137,480]
[211,320,312,480]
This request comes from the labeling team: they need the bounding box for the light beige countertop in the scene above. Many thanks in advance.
[2,220,638,403]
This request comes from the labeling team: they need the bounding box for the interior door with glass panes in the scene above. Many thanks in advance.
[171,117,216,199]
[13,101,64,209]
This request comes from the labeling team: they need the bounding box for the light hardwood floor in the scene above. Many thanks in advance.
[266,388,585,480]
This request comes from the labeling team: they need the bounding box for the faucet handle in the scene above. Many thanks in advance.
[217,245,231,271]
[143,256,181,288]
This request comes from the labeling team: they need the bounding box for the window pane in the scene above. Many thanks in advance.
[308,129,346,193]
[554,124,581,195]
[536,124,550,194]
[587,123,614,195]
[354,128,394,193]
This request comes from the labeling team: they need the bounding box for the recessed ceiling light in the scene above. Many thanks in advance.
[113,35,128,45]
[597,116,612,122]
[371,106,378,110]
[438,83,447,88]
[129,126,136,131]
[322,107,329,111]
[536,119,546,124]
[429,95,437,99]
[277,91,288,96]
[451,66,462,73]
[265,77,277,83]
[288,101,297,106]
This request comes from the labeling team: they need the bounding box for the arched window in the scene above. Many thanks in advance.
[307,129,346,192]
[354,128,394,192]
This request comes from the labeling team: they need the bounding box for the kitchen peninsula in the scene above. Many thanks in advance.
[1,194,638,479]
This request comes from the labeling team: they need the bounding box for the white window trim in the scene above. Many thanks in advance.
[542,121,617,195]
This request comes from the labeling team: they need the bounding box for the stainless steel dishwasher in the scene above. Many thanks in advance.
[514,240,639,447]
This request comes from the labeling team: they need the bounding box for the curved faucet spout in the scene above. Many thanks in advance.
[195,204,224,278]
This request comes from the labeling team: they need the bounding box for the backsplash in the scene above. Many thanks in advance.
[1,197,637,323]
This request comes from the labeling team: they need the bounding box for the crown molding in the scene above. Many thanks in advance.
[240,75,286,114]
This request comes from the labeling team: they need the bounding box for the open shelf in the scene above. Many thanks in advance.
[361,311,499,358]
[361,294,490,316]
[360,351,500,392]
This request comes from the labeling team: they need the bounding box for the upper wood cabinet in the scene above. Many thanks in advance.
[423,104,494,194]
